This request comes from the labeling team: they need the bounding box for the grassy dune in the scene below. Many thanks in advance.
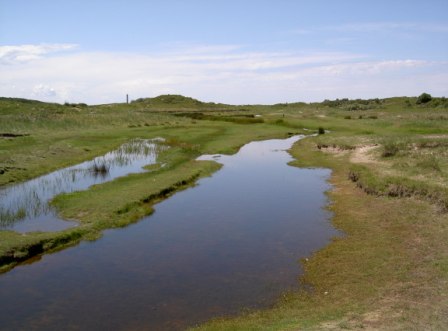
[1,95,447,329]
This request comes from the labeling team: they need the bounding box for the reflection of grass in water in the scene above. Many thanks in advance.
[0,138,168,229]
[0,185,52,224]
[89,161,111,180]
[84,139,167,176]
[107,139,168,167]
[120,138,167,156]
[90,161,110,174]
[0,207,26,227]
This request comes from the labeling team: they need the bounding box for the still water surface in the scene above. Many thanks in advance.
[0,136,339,330]
[0,138,166,232]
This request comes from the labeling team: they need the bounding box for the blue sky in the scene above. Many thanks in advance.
[1,0,447,104]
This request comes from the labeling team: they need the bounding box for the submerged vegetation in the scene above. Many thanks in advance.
[0,207,26,227]
[1,94,447,329]
[90,161,110,175]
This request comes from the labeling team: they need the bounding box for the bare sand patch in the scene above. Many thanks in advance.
[350,145,380,164]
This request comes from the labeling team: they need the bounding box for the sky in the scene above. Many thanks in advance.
[1,0,447,105]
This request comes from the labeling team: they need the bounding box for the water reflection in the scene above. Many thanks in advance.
[0,135,340,330]
[0,138,167,232]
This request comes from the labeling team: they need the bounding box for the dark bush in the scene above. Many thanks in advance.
[416,93,432,104]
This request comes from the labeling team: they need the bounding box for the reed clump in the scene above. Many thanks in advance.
[90,162,110,174]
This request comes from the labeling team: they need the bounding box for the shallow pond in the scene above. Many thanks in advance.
[0,136,339,330]
[0,138,166,232]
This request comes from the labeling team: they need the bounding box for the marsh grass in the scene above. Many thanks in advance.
[196,131,448,330]
[0,101,292,271]
[90,161,110,175]
[0,207,26,227]
[376,137,448,185]
[175,112,265,124]
[2,95,448,329]
[416,155,442,172]
[381,139,402,157]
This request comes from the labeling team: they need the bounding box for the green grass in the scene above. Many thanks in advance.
[1,95,448,329]
[193,131,448,330]
[0,97,301,271]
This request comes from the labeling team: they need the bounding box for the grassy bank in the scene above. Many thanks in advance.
[1,95,447,329]
[191,97,448,330]
[193,136,448,330]
[0,96,303,272]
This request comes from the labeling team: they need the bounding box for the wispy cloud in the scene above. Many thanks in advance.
[310,60,428,76]
[0,43,446,104]
[32,84,57,98]
[0,44,78,64]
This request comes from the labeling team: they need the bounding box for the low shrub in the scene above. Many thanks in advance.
[382,140,401,157]
[416,93,432,104]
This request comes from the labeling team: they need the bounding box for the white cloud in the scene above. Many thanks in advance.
[0,43,446,104]
[32,84,57,97]
[0,44,77,64]
[308,60,428,76]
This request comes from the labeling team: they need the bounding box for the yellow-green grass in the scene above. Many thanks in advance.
[0,98,303,271]
[192,132,448,330]
[191,98,448,329]
[1,96,448,329]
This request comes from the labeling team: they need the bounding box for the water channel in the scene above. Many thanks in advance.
[0,138,166,232]
[0,136,339,330]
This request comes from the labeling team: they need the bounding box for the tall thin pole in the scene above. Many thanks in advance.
[126,94,129,104]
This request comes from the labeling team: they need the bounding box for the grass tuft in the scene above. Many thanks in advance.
[381,139,401,157]
[90,161,110,174]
